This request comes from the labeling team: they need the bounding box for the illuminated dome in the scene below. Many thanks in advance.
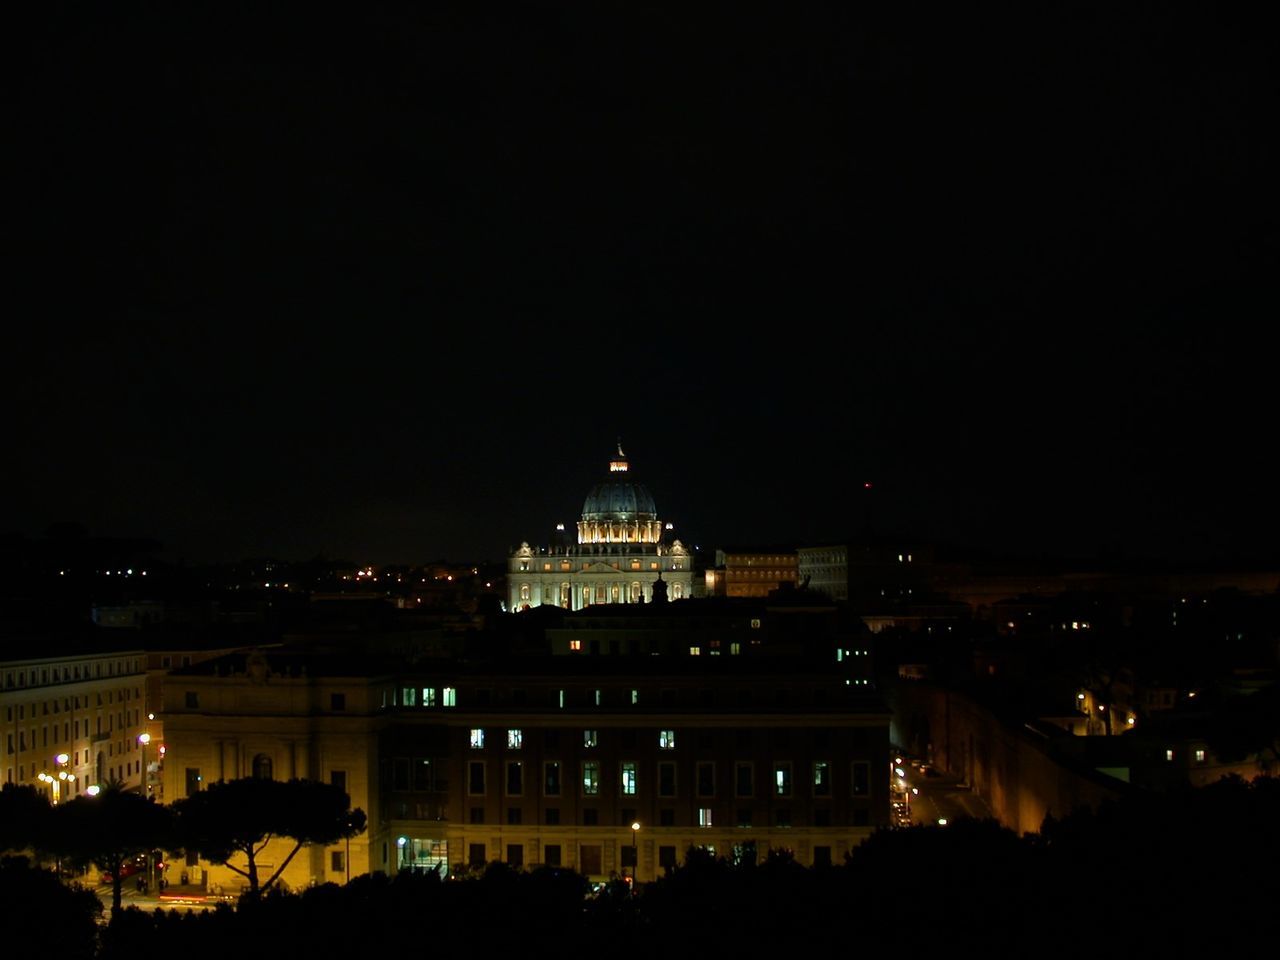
[577,445,662,544]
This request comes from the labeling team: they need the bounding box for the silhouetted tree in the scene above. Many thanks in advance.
[172,778,365,897]
[0,855,101,959]
[51,785,172,915]
[0,783,52,855]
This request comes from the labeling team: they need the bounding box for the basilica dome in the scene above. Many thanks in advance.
[577,446,662,544]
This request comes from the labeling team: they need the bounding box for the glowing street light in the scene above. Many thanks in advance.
[630,822,640,889]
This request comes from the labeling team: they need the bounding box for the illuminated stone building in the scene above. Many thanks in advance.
[161,632,889,890]
[3,642,149,802]
[707,548,799,598]
[509,446,694,611]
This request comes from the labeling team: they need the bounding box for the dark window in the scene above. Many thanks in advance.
[852,762,870,797]
[507,807,522,825]
[469,843,486,867]
[697,762,715,797]
[852,808,870,827]
[392,758,409,791]
[737,808,753,828]
[814,846,832,868]
[580,844,602,875]
[331,851,345,873]
[544,729,560,747]
[659,846,677,870]
[507,761,523,796]
[545,808,560,825]
[814,809,831,827]
[620,845,637,868]
[414,759,433,791]
[735,763,753,797]
[544,761,561,796]
[184,692,199,709]
[775,808,791,828]
[621,807,636,826]
[253,754,273,781]
[659,762,676,797]
[468,761,485,795]
[330,770,347,796]
[330,693,346,711]
[544,844,562,867]
[506,844,523,868]
[470,806,484,824]
[185,768,201,797]
[660,809,675,827]
[583,808,598,826]
[186,850,198,867]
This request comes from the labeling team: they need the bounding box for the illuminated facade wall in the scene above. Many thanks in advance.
[161,655,385,893]
[720,551,799,598]
[161,656,890,887]
[2,648,149,804]
[510,541,694,612]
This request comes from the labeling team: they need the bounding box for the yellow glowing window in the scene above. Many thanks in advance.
[569,640,582,651]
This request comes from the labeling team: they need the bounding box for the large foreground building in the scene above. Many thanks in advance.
[161,619,889,891]
[509,446,694,611]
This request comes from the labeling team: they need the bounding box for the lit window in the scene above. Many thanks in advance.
[584,729,598,748]
[621,762,637,795]
[422,688,436,707]
[813,761,830,797]
[659,730,676,750]
[698,807,713,828]
[443,687,457,707]
[583,760,600,795]
[1195,749,1206,763]
[470,728,485,749]
[730,642,741,656]
[1166,749,1174,762]
[689,646,701,656]
[569,640,582,652]
[558,689,566,708]
[401,687,417,707]
[774,762,792,797]
[750,619,761,629]
[594,689,602,706]
[508,729,523,749]
[631,689,639,705]
[544,761,561,796]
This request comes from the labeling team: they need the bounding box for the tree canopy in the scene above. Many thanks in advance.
[172,777,366,896]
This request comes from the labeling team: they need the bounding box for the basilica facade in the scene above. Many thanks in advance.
[509,447,694,611]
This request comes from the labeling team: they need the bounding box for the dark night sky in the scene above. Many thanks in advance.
[5,6,1276,565]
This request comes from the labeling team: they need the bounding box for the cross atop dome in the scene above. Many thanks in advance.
[609,439,629,473]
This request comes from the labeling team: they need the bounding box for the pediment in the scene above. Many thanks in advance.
[581,561,623,573]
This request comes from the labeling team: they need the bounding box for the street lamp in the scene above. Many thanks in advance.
[38,754,73,805]
[137,733,152,797]
[630,821,640,889]
[137,733,153,894]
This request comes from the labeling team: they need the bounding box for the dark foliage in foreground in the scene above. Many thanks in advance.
[15,775,1276,960]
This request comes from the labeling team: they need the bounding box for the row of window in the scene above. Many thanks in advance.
[2,659,142,689]
[467,727,870,750]
[6,712,143,754]
[4,688,143,721]
[464,806,870,829]
[519,581,686,602]
[357,683,866,711]
[454,760,873,798]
